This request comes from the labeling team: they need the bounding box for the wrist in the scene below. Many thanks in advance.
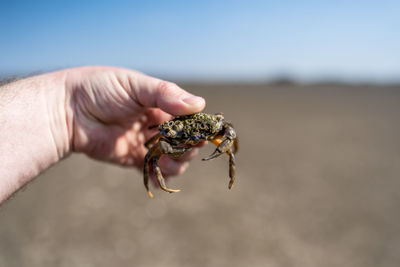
[43,69,72,159]
[0,70,70,200]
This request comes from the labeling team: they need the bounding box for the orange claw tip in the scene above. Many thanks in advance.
[147,191,154,198]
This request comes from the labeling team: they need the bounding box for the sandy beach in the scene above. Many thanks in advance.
[1,83,400,267]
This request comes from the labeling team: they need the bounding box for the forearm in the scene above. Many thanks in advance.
[0,71,70,202]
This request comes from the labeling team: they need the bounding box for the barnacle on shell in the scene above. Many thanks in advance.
[159,112,224,142]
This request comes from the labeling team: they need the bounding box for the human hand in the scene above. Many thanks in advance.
[0,66,205,202]
[64,66,206,179]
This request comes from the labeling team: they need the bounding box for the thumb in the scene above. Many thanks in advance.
[132,73,206,115]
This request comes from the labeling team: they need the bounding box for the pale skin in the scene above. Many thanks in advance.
[0,66,206,203]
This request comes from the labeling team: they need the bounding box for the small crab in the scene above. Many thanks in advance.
[144,112,238,198]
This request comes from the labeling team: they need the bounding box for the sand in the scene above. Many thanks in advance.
[1,83,400,266]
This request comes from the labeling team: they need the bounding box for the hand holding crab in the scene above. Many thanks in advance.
[144,113,238,198]
[0,65,236,203]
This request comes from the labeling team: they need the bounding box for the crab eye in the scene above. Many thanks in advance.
[215,113,224,121]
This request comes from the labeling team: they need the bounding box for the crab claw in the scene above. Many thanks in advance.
[203,135,233,161]
[202,148,224,161]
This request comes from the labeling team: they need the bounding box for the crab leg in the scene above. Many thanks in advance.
[159,139,192,157]
[144,133,162,149]
[152,156,181,194]
[144,142,161,198]
[144,138,189,198]
[228,149,236,189]
[203,137,236,188]
[233,137,239,154]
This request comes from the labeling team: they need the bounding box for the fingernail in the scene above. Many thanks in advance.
[181,95,204,106]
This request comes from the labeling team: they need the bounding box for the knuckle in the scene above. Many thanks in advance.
[157,81,177,96]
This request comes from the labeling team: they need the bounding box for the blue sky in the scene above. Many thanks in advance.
[1,0,399,82]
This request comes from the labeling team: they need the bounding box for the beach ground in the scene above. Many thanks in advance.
[1,83,400,267]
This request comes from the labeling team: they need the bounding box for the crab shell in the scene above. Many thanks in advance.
[158,113,225,145]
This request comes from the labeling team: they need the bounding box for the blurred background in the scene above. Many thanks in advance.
[1,0,400,266]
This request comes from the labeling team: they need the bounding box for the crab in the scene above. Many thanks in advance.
[143,112,238,198]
